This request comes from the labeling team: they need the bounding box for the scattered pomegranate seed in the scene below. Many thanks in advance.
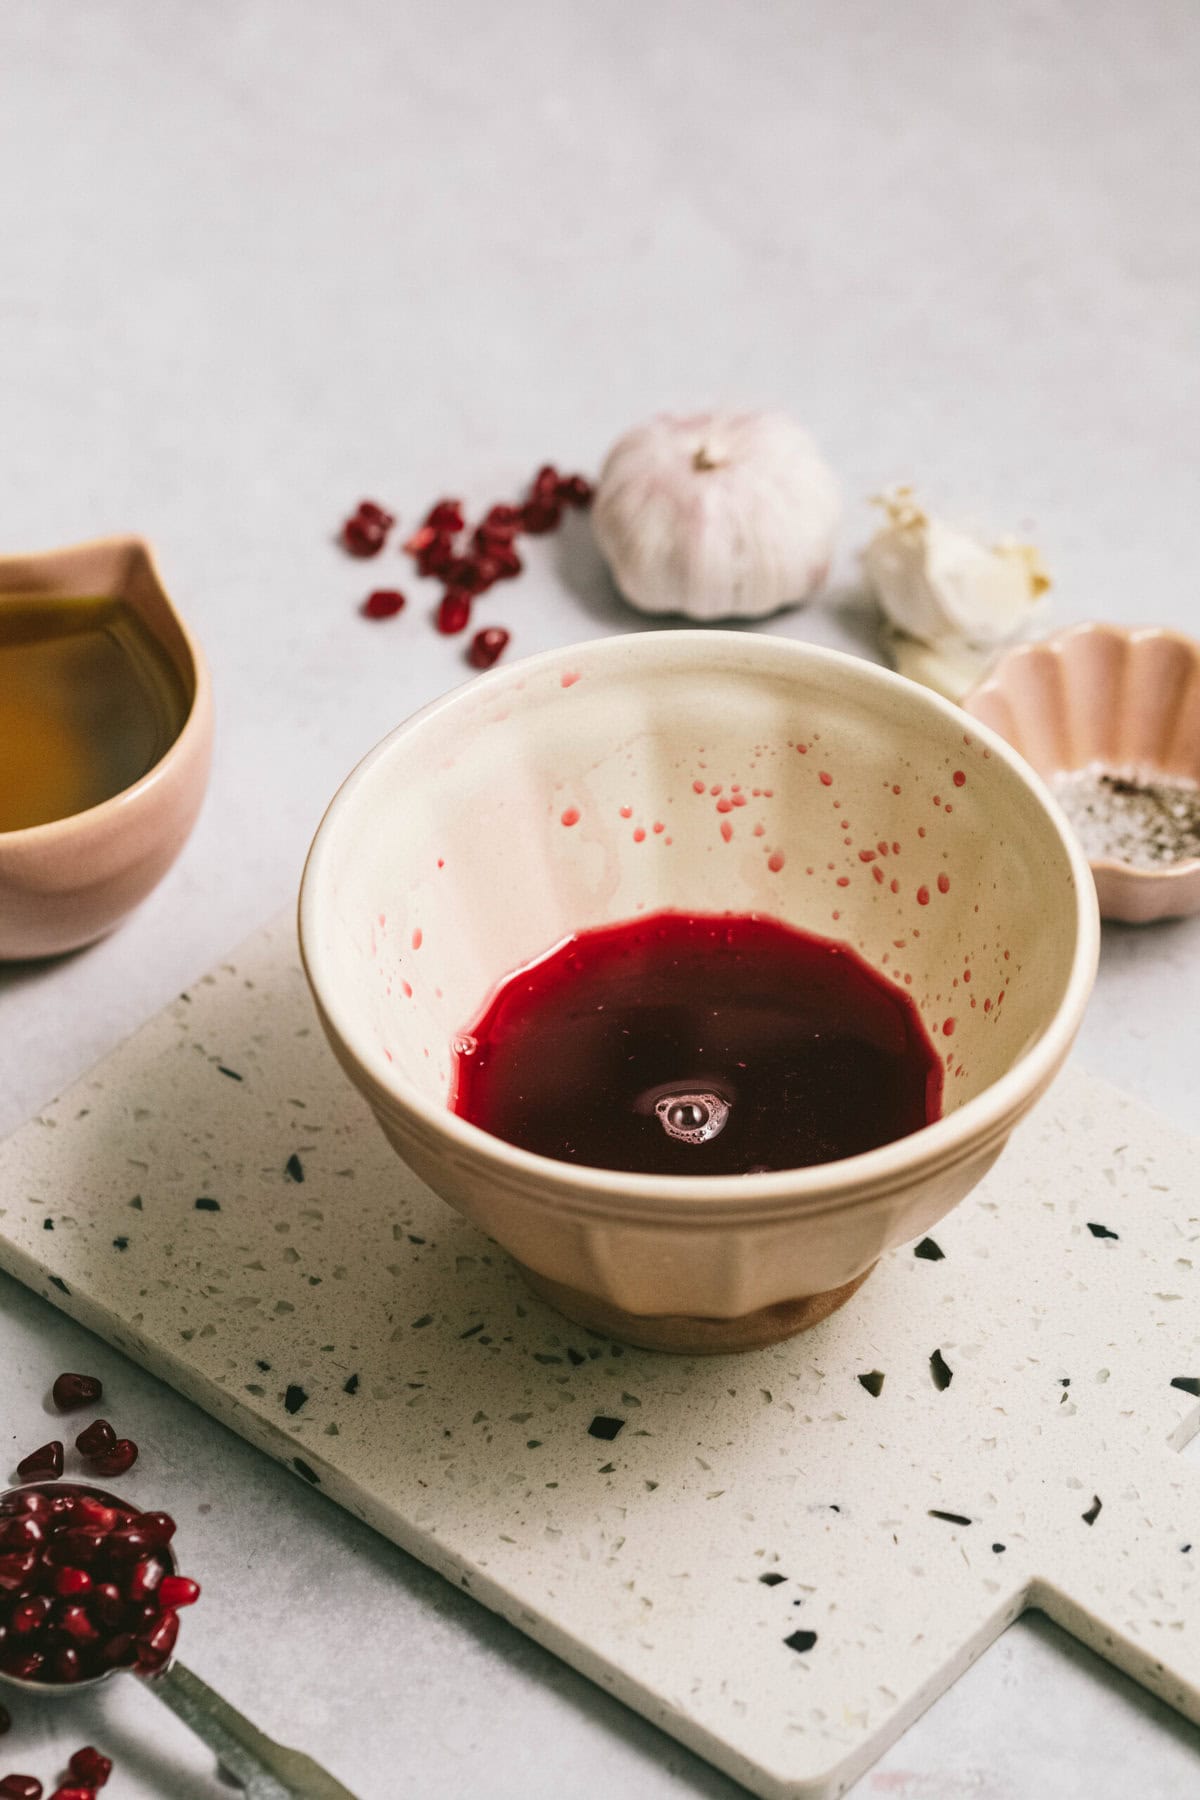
[74,1420,115,1459]
[355,501,394,532]
[0,1776,43,1800]
[88,1441,137,1479]
[436,591,472,635]
[341,514,386,558]
[49,1787,94,1800]
[424,499,465,534]
[360,589,406,620]
[16,1444,62,1484]
[558,473,593,508]
[51,1375,102,1414]
[520,497,560,534]
[69,1749,112,1789]
[158,1575,201,1608]
[468,628,510,670]
[482,503,521,531]
[531,464,560,499]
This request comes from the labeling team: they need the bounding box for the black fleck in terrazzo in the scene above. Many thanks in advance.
[0,913,1195,1800]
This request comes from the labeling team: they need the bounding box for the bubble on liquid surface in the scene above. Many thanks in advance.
[453,1034,478,1058]
[654,1090,730,1145]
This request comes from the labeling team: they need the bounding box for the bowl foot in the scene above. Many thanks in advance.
[514,1263,876,1355]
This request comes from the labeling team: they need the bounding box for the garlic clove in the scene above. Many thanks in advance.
[863,488,1049,649]
[882,626,998,703]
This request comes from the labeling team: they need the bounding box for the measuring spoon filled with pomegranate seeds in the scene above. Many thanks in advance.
[0,1484,355,1800]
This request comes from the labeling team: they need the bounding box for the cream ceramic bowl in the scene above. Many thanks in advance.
[964,622,1200,924]
[300,633,1098,1354]
[0,537,213,960]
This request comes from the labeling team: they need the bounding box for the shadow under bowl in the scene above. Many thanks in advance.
[300,632,1098,1353]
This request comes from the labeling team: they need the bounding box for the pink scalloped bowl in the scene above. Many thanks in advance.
[963,623,1200,924]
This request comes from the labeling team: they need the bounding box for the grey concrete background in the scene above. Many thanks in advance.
[2,2,1198,1795]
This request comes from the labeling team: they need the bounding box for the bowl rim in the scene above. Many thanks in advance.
[0,534,212,849]
[299,630,1100,1217]
[963,619,1200,884]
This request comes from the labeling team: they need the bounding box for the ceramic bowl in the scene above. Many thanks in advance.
[964,623,1200,924]
[299,632,1098,1354]
[0,537,213,959]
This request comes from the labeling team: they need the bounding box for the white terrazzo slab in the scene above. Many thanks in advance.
[0,913,1197,1800]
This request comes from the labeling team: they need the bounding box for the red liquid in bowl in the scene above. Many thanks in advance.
[451,912,943,1176]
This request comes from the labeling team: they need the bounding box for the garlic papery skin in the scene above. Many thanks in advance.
[591,411,841,621]
[863,488,1050,648]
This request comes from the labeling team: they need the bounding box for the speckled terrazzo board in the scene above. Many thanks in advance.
[1,915,1198,1800]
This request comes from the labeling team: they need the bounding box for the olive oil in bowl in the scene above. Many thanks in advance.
[0,594,192,832]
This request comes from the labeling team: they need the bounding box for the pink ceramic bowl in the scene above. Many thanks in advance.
[300,632,1099,1354]
[964,623,1200,924]
[0,537,213,959]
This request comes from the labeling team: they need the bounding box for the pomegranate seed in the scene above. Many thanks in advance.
[11,1597,51,1637]
[0,1777,43,1800]
[16,1443,63,1484]
[491,544,522,579]
[157,1575,200,1609]
[403,523,438,554]
[424,499,465,534]
[89,1583,124,1629]
[69,1748,112,1789]
[0,1648,44,1681]
[558,473,593,508]
[416,535,456,579]
[0,1493,51,1520]
[49,1788,95,1800]
[355,501,394,532]
[135,1608,179,1672]
[0,1706,9,1735]
[106,1525,153,1561]
[55,1649,84,1686]
[135,1513,176,1547]
[51,1375,102,1413]
[72,1499,121,1532]
[52,1567,90,1598]
[531,464,560,499]
[341,515,386,558]
[57,1605,99,1645]
[74,1420,115,1459]
[468,628,510,671]
[0,1552,37,1592]
[520,498,560,534]
[360,589,405,620]
[46,1530,103,1568]
[436,591,472,635]
[0,1517,45,1549]
[482,503,521,532]
[89,1441,137,1478]
[98,1634,134,1670]
[127,1558,164,1603]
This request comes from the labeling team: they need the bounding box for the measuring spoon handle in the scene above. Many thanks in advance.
[148,1660,359,1799]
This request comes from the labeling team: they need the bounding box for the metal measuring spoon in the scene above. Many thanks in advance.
[0,1483,357,1799]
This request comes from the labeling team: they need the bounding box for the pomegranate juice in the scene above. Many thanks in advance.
[451,912,943,1175]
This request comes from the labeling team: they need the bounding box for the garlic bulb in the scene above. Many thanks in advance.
[592,411,840,621]
[863,488,1049,648]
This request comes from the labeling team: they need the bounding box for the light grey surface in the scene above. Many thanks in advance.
[1,2,1198,1796]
